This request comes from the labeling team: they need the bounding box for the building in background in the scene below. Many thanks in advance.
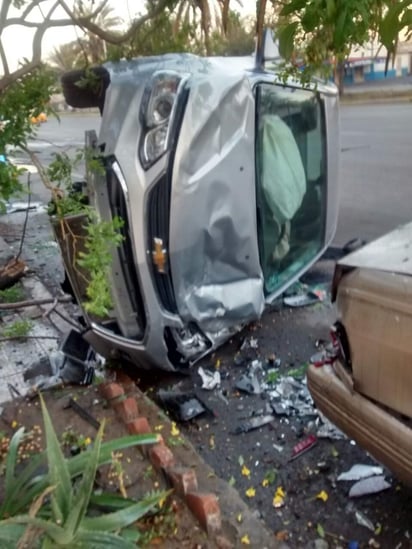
[344,39,412,84]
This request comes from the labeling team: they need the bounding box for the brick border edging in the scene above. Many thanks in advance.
[99,379,225,540]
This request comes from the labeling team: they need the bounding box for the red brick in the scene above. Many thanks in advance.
[114,397,139,423]
[185,492,221,535]
[126,416,151,435]
[115,372,136,393]
[165,466,198,496]
[149,443,176,470]
[99,382,124,401]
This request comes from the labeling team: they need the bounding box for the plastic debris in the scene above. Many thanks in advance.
[157,389,207,421]
[235,362,263,395]
[24,330,97,391]
[283,293,321,308]
[355,511,375,531]
[233,414,275,434]
[349,475,391,498]
[198,366,221,390]
[338,464,384,482]
[290,434,318,460]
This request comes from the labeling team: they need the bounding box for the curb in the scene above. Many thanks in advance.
[99,379,225,541]
[99,376,280,548]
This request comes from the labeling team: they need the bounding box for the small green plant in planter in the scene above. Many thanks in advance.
[0,395,167,547]
[45,150,123,318]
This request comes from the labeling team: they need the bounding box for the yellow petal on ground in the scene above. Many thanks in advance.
[84,437,92,446]
[11,420,18,428]
[273,494,284,508]
[241,534,250,545]
[245,487,256,498]
[241,465,251,478]
[236,513,243,523]
[262,478,269,487]
[171,422,180,436]
[316,490,328,502]
[154,425,164,431]
[215,359,221,369]
[273,486,286,508]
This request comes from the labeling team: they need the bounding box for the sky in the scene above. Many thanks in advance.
[2,0,254,72]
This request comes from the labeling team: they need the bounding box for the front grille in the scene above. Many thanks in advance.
[106,163,146,336]
[148,175,178,313]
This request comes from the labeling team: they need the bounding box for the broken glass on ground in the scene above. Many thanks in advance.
[235,360,263,394]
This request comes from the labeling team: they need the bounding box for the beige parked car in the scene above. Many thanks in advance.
[308,223,412,485]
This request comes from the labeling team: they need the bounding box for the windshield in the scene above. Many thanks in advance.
[255,84,327,295]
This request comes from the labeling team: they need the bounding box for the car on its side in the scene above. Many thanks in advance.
[60,33,340,371]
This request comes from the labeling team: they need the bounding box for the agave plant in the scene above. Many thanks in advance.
[0,395,168,547]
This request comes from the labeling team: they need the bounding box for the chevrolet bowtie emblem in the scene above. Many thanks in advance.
[152,237,167,274]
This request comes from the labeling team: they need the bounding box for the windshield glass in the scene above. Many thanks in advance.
[255,84,327,295]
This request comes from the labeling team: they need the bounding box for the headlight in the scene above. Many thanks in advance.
[139,71,188,169]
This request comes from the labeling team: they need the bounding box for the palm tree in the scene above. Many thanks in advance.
[174,0,243,54]
[77,3,122,64]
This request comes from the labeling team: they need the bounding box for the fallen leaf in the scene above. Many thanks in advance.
[170,422,180,436]
[215,359,221,369]
[330,446,339,458]
[209,435,215,450]
[245,487,256,498]
[242,465,251,478]
[240,534,250,545]
[317,524,325,538]
[316,490,328,502]
[275,530,289,541]
[228,476,236,487]
[238,455,244,467]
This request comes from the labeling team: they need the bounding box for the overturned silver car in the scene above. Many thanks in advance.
[61,40,340,371]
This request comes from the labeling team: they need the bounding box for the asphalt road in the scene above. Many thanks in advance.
[337,102,412,245]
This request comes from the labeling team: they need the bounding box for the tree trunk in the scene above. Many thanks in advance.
[334,60,345,97]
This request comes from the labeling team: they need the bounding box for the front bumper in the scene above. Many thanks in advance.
[307,363,412,486]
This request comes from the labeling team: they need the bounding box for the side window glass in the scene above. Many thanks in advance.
[255,84,326,294]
